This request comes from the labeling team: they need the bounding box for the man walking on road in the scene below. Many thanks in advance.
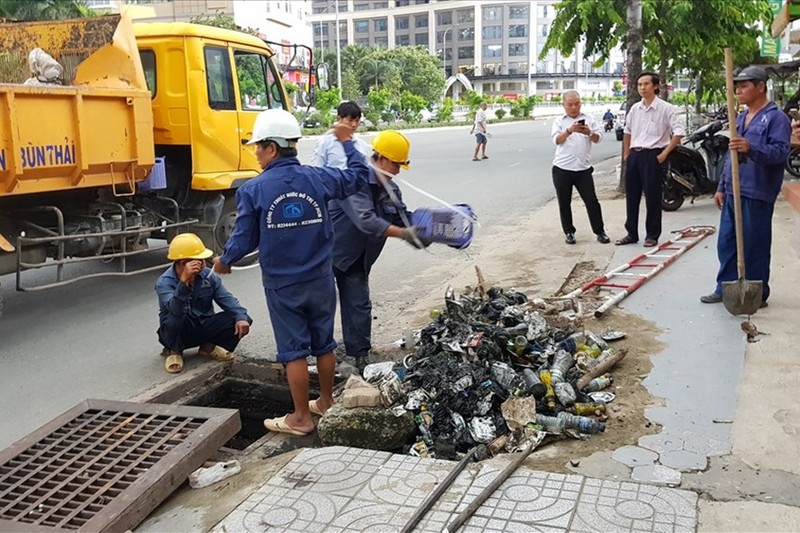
[616,72,685,247]
[155,233,251,374]
[550,90,610,245]
[213,109,369,436]
[470,102,489,161]
[700,65,790,307]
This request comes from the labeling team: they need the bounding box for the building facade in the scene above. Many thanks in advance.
[307,0,625,99]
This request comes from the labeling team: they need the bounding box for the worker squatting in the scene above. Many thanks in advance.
[0,142,77,171]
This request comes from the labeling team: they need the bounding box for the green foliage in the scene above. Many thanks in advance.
[367,88,391,123]
[341,68,360,101]
[399,90,427,123]
[437,97,454,122]
[189,13,258,35]
[0,0,95,19]
[315,87,340,127]
[494,108,507,120]
[284,81,299,96]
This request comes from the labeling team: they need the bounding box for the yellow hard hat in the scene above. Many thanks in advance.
[167,233,213,261]
[371,130,411,170]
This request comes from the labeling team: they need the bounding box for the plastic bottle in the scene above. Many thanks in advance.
[577,344,601,358]
[534,414,565,433]
[538,370,557,411]
[549,350,574,383]
[569,403,607,416]
[556,337,577,354]
[554,381,577,407]
[521,368,547,399]
[583,374,613,392]
[557,412,605,433]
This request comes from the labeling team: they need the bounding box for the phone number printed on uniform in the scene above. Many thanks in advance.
[266,191,323,230]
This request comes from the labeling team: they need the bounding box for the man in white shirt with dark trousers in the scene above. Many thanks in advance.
[617,72,685,247]
[550,90,610,245]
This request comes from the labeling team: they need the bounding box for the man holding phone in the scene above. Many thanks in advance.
[550,90,610,245]
[155,233,252,374]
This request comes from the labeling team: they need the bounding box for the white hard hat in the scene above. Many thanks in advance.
[247,109,302,147]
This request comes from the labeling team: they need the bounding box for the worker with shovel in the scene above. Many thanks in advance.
[700,65,790,308]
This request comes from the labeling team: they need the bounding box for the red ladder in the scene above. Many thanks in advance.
[566,226,716,318]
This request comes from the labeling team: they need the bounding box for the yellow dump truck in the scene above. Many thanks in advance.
[0,14,296,313]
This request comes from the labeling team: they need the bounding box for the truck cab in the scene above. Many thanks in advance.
[133,22,290,254]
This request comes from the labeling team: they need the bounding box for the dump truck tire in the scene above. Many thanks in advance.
[213,195,259,267]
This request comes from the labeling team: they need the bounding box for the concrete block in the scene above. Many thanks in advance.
[341,388,382,409]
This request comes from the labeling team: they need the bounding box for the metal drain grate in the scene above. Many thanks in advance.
[0,399,240,532]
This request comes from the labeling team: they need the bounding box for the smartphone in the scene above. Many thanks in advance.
[577,119,586,125]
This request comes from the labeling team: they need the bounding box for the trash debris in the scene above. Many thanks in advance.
[188,460,241,489]
[601,329,627,342]
[348,283,632,460]
[588,391,616,404]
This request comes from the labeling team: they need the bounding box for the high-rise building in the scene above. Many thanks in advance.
[307,0,625,100]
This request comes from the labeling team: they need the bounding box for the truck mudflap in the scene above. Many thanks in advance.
[11,199,197,292]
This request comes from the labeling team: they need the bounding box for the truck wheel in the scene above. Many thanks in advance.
[214,195,259,267]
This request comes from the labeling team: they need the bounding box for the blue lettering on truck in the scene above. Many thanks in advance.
[0,141,76,171]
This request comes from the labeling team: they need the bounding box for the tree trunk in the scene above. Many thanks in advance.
[620,0,643,192]
[694,73,703,117]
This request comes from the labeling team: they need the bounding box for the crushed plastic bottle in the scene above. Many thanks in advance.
[577,344,602,358]
[539,370,557,411]
[554,381,577,407]
[534,414,565,433]
[557,412,605,433]
[585,331,609,351]
[513,335,528,356]
[583,374,613,392]
[569,403,606,416]
[549,350,574,383]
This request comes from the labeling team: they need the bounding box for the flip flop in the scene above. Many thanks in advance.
[164,354,183,374]
[482,155,489,159]
[309,399,325,416]
[198,345,235,361]
[263,415,313,437]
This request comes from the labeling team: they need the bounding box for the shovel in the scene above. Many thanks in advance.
[721,48,762,316]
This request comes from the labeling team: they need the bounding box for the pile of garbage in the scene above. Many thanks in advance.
[356,286,627,459]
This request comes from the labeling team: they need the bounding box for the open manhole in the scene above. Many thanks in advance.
[144,360,335,454]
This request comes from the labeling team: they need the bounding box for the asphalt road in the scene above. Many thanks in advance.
[0,119,620,449]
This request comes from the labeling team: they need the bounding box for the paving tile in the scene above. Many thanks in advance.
[682,435,730,456]
[569,477,697,532]
[453,464,582,529]
[630,465,682,486]
[611,445,659,467]
[637,433,685,454]
[659,449,708,472]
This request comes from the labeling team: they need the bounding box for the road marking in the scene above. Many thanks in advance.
[508,162,520,168]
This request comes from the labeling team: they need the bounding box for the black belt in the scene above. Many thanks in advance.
[631,147,665,152]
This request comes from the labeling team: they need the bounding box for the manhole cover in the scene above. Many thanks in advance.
[0,399,239,532]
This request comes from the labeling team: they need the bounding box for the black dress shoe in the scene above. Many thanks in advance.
[596,232,611,244]
[565,233,576,245]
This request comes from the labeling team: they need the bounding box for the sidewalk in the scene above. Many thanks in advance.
[138,160,800,532]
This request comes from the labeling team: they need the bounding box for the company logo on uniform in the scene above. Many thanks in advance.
[283,202,304,219]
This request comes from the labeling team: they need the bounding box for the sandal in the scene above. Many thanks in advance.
[198,345,235,361]
[643,239,658,247]
[614,235,638,246]
[309,399,325,416]
[164,353,184,374]
[472,158,480,161]
[263,415,313,436]
[482,155,489,159]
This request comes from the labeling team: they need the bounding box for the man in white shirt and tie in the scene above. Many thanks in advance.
[550,90,610,245]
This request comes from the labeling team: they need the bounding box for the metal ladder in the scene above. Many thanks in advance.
[566,226,717,318]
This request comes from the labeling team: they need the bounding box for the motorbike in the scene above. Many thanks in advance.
[786,147,800,178]
[662,119,729,211]
[603,118,614,132]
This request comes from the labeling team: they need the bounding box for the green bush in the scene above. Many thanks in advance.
[495,108,507,120]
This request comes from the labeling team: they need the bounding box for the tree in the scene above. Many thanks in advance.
[0,0,94,20]
[399,90,427,123]
[366,88,391,124]
[315,87,340,127]
[437,97,454,122]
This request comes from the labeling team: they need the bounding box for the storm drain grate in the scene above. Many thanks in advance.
[0,399,240,532]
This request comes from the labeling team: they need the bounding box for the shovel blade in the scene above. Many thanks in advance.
[722,279,763,316]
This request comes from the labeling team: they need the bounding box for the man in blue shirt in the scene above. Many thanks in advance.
[213,109,369,437]
[701,66,791,307]
[155,233,252,374]
[327,130,430,373]
[311,101,372,167]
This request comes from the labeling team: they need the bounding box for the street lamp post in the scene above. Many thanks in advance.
[318,1,343,95]
[441,26,453,78]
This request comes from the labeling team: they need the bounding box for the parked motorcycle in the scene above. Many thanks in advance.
[662,120,729,211]
[786,146,800,178]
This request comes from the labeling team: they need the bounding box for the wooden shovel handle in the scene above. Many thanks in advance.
[724,48,746,279]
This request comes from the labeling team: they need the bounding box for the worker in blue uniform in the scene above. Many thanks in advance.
[328,130,430,372]
[700,65,790,307]
[155,232,251,374]
[213,109,369,436]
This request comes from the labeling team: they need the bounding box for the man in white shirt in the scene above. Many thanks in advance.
[617,72,685,247]
[469,102,488,161]
[311,101,373,167]
[551,90,610,245]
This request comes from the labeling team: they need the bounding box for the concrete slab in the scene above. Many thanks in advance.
[612,445,659,468]
[698,500,800,533]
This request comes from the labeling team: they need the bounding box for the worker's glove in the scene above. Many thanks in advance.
[401,226,432,249]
